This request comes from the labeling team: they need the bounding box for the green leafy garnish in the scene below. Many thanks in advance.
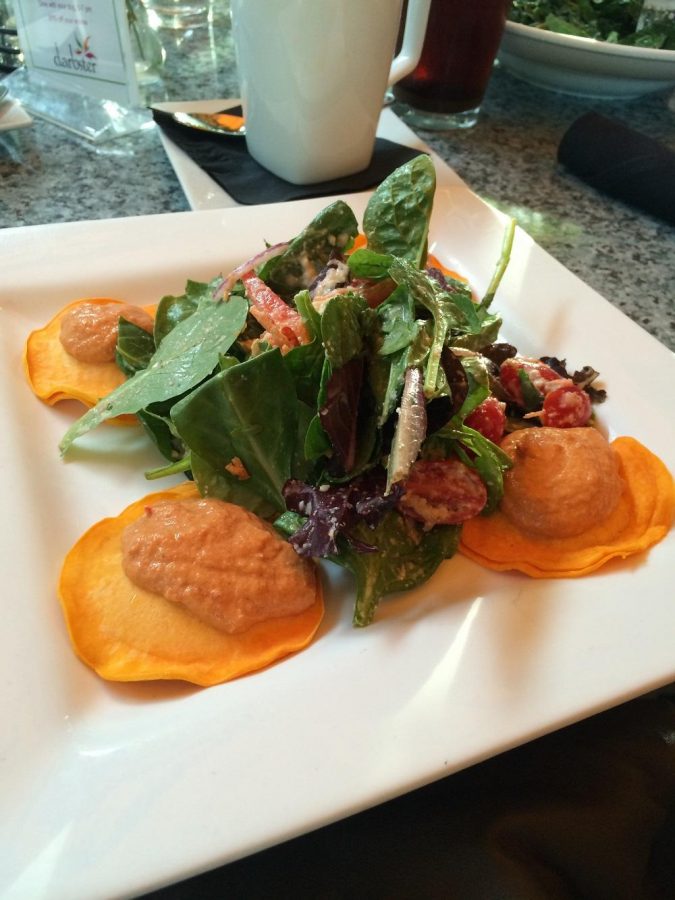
[59,294,248,454]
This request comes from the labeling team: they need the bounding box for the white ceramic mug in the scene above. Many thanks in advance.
[231,0,431,185]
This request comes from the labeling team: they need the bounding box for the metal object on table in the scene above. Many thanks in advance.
[171,110,246,135]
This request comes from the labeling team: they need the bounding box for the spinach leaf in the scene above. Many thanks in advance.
[153,279,215,346]
[304,356,332,461]
[190,451,279,520]
[363,154,435,268]
[347,248,394,280]
[337,512,460,626]
[283,337,325,408]
[305,412,332,460]
[115,317,156,377]
[59,296,248,454]
[171,348,298,513]
[137,406,184,464]
[291,401,318,484]
[377,283,416,356]
[320,293,367,367]
[259,201,359,299]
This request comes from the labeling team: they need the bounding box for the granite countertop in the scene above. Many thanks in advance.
[1,7,674,350]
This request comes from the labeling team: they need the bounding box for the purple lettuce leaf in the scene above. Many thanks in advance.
[282,469,403,558]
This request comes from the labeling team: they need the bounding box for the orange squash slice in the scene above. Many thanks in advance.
[59,482,324,686]
[24,298,155,424]
[459,437,674,578]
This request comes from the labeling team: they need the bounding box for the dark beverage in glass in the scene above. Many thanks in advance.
[393,0,511,129]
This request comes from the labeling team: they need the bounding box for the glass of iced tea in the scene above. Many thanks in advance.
[393,0,511,129]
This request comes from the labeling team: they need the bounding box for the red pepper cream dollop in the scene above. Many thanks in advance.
[498,427,622,538]
[121,497,318,634]
[60,301,154,364]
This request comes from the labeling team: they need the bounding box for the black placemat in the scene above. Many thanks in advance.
[558,112,675,226]
[153,107,424,205]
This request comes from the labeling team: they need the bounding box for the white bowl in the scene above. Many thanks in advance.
[498,20,675,99]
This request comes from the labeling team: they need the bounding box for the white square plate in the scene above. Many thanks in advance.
[1,175,674,900]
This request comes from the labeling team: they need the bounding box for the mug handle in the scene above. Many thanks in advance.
[388,0,432,86]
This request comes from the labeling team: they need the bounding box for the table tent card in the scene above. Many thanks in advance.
[8,0,151,140]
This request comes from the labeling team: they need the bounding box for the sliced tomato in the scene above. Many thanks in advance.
[399,458,487,526]
[499,357,560,406]
[541,383,592,428]
[464,396,506,444]
[240,271,309,349]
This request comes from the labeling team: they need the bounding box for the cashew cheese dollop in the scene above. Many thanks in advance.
[121,497,317,634]
[499,426,623,538]
[60,301,154,364]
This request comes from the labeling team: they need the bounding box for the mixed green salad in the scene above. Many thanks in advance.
[510,0,675,49]
[59,155,597,627]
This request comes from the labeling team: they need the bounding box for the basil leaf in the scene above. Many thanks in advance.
[283,337,325,408]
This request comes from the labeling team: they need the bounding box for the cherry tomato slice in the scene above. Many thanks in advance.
[499,357,559,406]
[541,383,592,428]
[399,458,487,526]
[241,271,309,348]
[464,396,506,444]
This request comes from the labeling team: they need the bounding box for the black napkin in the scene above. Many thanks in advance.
[152,107,423,205]
[558,112,675,226]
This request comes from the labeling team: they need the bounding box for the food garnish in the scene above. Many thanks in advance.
[460,435,674,577]
[59,482,323,686]
[24,297,155,423]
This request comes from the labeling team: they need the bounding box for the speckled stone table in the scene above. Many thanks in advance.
[1,10,674,349]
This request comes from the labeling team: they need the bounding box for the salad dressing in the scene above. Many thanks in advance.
[60,301,153,364]
[499,427,623,538]
[121,498,317,634]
